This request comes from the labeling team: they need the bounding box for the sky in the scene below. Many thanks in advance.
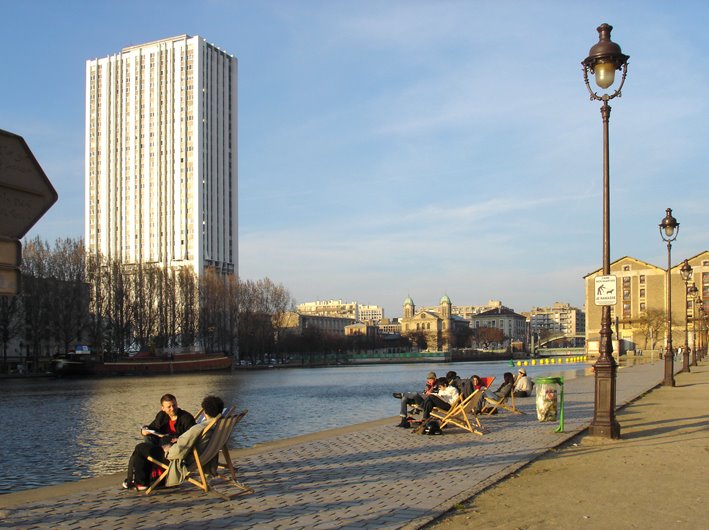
[2,0,708,318]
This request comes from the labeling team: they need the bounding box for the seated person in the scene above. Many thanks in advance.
[142,393,196,445]
[162,395,226,488]
[421,377,459,421]
[123,395,224,491]
[394,372,438,428]
[513,368,534,397]
[123,393,196,490]
[460,374,486,399]
[446,370,463,394]
[481,372,515,412]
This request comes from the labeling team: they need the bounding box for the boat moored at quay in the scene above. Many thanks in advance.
[49,352,232,377]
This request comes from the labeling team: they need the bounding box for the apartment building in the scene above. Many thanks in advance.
[529,302,586,337]
[297,300,384,321]
[85,35,238,275]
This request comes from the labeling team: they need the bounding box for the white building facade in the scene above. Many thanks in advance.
[529,302,585,337]
[297,300,384,322]
[85,35,238,274]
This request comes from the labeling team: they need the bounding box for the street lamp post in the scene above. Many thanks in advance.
[698,299,706,362]
[679,259,693,373]
[582,23,628,439]
[659,208,679,386]
[689,284,698,367]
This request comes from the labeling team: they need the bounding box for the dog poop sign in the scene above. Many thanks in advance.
[594,275,617,306]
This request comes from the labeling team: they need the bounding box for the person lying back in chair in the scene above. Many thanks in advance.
[481,372,515,413]
[420,377,459,421]
[123,395,223,491]
[161,395,226,488]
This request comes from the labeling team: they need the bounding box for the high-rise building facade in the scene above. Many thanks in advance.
[529,302,586,337]
[85,35,238,275]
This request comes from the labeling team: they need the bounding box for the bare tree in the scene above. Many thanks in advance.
[45,238,87,354]
[20,237,52,370]
[0,294,22,373]
[635,309,667,350]
[176,266,198,350]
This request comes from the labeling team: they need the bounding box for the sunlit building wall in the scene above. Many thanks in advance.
[85,35,238,275]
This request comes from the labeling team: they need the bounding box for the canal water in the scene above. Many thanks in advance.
[0,360,587,494]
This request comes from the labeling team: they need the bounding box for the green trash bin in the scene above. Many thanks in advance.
[535,376,564,433]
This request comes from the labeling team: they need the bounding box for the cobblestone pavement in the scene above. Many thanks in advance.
[0,360,665,530]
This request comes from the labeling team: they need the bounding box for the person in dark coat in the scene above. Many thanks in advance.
[123,393,196,490]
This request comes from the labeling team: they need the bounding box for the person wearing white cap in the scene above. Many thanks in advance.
[513,368,534,397]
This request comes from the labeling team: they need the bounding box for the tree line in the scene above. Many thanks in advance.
[0,237,295,373]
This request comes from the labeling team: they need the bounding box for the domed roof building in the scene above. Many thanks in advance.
[399,294,468,351]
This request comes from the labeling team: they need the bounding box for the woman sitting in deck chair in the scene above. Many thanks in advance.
[481,372,515,413]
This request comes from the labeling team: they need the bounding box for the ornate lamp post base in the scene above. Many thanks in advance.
[589,354,621,438]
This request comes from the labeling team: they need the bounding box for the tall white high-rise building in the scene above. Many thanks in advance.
[85,35,237,275]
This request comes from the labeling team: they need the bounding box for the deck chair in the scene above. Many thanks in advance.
[483,383,524,415]
[432,376,495,434]
[430,389,485,434]
[145,408,253,495]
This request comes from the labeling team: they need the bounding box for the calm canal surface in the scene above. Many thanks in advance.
[0,360,586,493]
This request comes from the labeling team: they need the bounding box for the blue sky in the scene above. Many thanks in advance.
[2,1,708,318]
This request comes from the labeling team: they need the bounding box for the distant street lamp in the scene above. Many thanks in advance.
[689,284,698,366]
[582,23,629,439]
[659,208,679,386]
[697,297,706,362]
[679,259,693,373]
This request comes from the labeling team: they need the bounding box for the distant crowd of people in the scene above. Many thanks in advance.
[393,367,535,429]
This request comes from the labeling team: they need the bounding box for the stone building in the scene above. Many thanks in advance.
[399,295,470,351]
[470,306,527,343]
[584,251,708,355]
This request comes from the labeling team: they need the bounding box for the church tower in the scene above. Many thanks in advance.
[403,296,415,319]
[439,294,452,319]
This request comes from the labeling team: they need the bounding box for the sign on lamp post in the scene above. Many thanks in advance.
[595,275,617,306]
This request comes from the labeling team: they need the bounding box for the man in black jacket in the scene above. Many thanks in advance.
[124,394,196,490]
[141,393,196,445]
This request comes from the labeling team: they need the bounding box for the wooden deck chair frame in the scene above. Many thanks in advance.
[145,407,253,496]
[483,385,524,415]
[430,376,494,435]
[430,389,485,434]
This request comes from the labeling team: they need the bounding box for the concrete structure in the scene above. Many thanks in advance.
[529,302,586,337]
[584,251,709,355]
[400,295,470,351]
[297,299,384,321]
[377,317,402,335]
[85,35,238,275]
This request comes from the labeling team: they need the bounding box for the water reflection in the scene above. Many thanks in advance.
[0,360,587,493]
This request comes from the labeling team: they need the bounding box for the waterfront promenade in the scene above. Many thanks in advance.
[0,359,688,529]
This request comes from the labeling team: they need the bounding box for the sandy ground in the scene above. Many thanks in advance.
[426,361,709,530]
